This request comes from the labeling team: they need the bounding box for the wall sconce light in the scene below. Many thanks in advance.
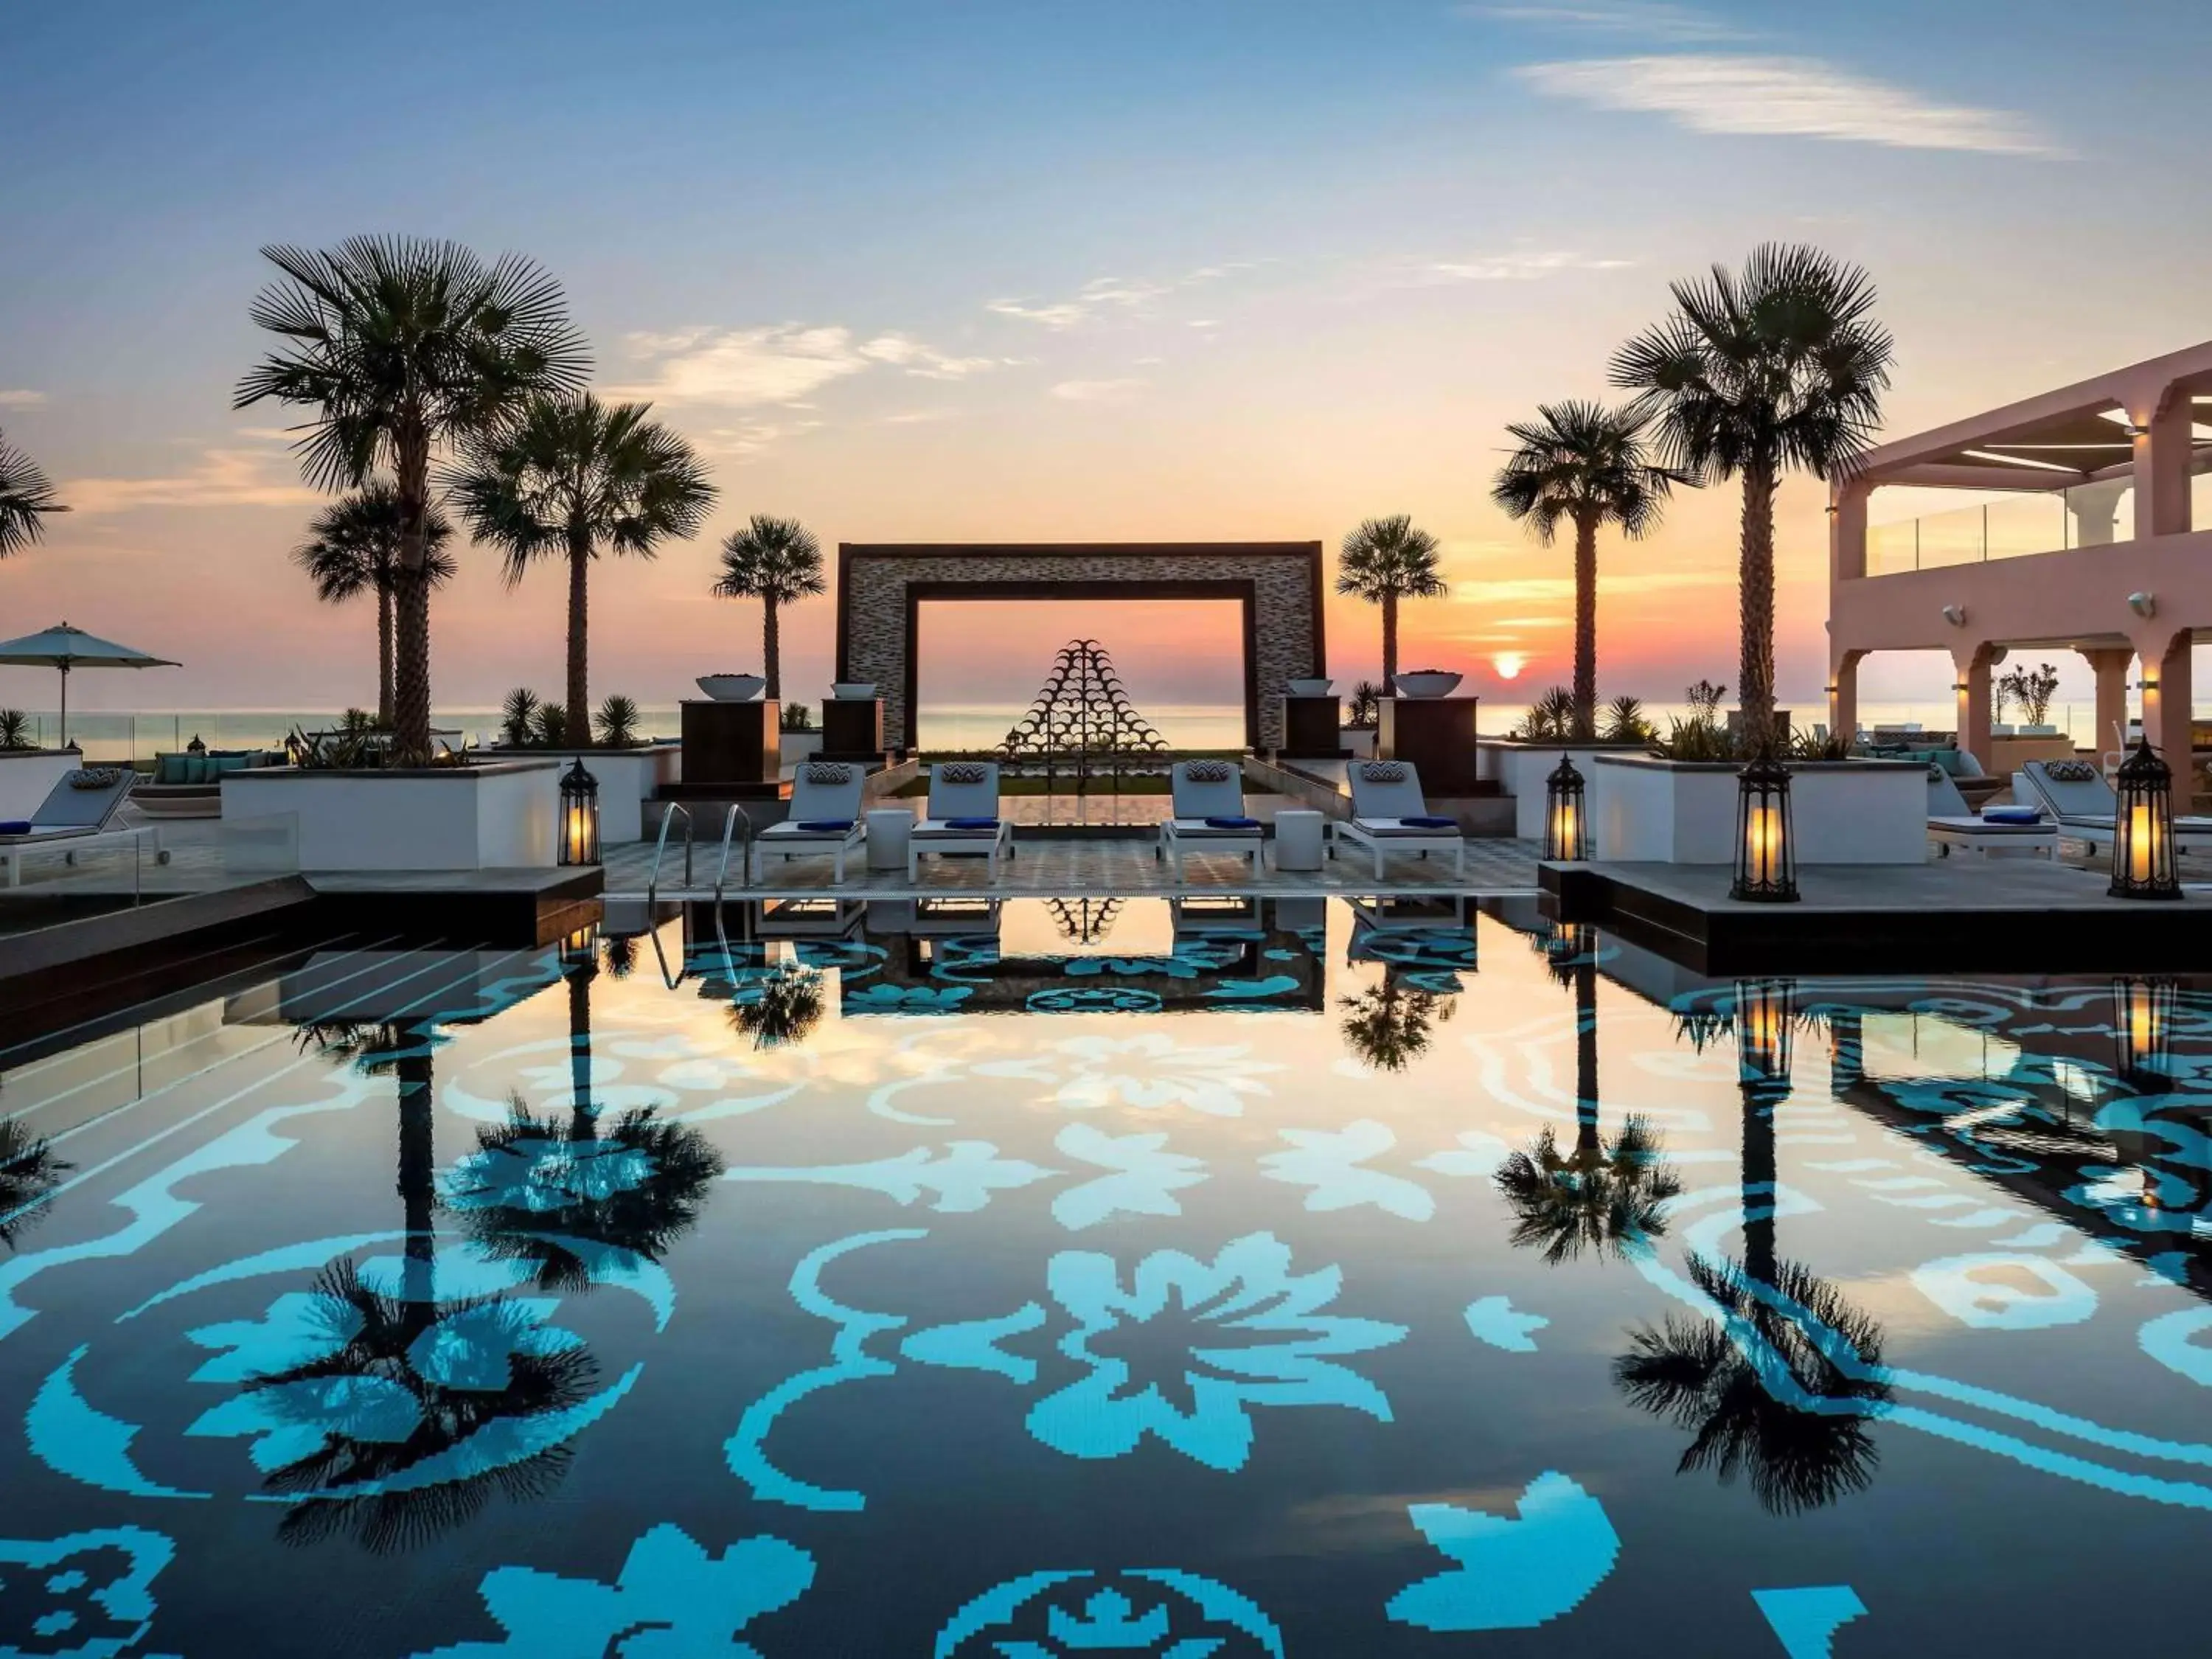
[1731,753,1798,903]
[1941,604,1966,627]
[2129,591,2157,619]
[2110,737,2180,900]
[1543,754,1587,862]
[559,758,601,867]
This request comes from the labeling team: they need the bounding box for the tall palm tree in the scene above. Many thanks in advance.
[0,427,66,557]
[1335,515,1446,695]
[1491,402,1686,739]
[453,394,716,735]
[1610,244,1892,754]
[237,237,589,763]
[712,515,824,698]
[291,484,457,726]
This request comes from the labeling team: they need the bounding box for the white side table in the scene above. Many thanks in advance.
[1273,809,1325,872]
[866,807,913,872]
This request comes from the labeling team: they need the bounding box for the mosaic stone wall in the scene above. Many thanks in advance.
[841,551,1322,750]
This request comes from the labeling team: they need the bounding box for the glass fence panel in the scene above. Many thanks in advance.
[1916,503,1987,568]
[1984,492,2069,561]
[1866,520,1919,574]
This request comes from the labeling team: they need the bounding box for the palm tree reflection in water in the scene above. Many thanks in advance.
[732,961,826,1051]
[0,1116,71,1251]
[1338,977,1454,1074]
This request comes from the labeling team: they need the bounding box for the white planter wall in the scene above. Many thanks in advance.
[0,751,84,821]
[1482,742,1649,840]
[1592,756,1927,865]
[223,760,560,871]
[515,744,680,843]
[782,731,824,764]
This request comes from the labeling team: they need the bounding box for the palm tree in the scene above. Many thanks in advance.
[1335,515,1446,695]
[237,237,589,764]
[292,484,458,726]
[1491,402,1685,739]
[731,962,826,1049]
[0,427,66,557]
[1610,245,1892,754]
[712,515,824,699]
[453,394,715,735]
[1495,1117,1681,1266]
[1338,977,1453,1073]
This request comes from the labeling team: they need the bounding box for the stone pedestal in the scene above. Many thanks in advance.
[1379,696,1482,794]
[1276,695,1346,759]
[678,699,781,794]
[821,697,888,765]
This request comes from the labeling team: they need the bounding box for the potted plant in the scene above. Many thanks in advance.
[485,686,676,843]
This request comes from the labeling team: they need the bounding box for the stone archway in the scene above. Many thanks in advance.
[835,543,1328,751]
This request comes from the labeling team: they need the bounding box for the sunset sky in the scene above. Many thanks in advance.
[3,0,2208,725]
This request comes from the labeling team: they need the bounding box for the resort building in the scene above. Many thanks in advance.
[1829,339,2212,773]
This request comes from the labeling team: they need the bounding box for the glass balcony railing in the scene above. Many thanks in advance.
[1863,474,2212,576]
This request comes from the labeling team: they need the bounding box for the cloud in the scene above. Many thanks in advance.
[989,262,1257,330]
[882,408,954,425]
[1514,55,2059,155]
[611,324,1003,408]
[698,417,824,459]
[1452,570,1728,603]
[1471,3,1749,43]
[0,389,46,408]
[63,448,321,514]
[1050,378,1148,404]
[1390,249,1635,286]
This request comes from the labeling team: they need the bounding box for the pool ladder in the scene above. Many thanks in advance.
[644,801,752,905]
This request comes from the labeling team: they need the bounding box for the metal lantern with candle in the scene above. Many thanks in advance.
[2112,975,2175,1085]
[1543,754,1588,861]
[558,757,601,867]
[2108,737,2180,899]
[1731,751,1798,902]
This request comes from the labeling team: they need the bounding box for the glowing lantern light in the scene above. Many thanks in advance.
[2108,737,2178,899]
[1543,754,1587,862]
[559,758,600,867]
[1731,752,1798,902]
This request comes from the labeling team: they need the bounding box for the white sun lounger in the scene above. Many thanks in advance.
[2018,757,2212,853]
[1157,759,1264,880]
[909,761,1014,882]
[1330,760,1466,881]
[751,761,867,883]
[0,767,141,887]
[1926,768,2056,858]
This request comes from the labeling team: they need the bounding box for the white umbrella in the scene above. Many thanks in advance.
[0,622,180,746]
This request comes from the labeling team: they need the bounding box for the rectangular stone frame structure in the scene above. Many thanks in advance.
[836,543,1328,752]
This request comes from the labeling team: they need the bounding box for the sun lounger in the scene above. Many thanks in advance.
[1157,759,1264,879]
[2019,757,2212,852]
[1926,767,2056,858]
[909,761,1013,882]
[751,761,867,883]
[0,766,140,886]
[1331,760,1466,881]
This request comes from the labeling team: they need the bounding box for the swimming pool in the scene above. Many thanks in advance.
[1,896,2206,1655]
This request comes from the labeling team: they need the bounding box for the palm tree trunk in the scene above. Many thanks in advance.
[376,582,395,728]
[1573,512,1599,740]
[1574,956,1600,1159]
[396,1048,436,1307]
[392,433,434,766]
[1380,593,1399,694]
[567,967,595,1139]
[763,597,782,700]
[566,524,591,742]
[1739,457,1778,754]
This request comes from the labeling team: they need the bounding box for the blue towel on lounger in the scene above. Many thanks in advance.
[1405,815,1457,830]
[1205,815,1261,829]
[947,816,1000,830]
[796,819,855,833]
[0,821,30,835]
[1980,807,2041,824]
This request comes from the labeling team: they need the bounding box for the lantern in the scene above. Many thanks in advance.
[2113,976,2174,1084]
[1543,754,1588,861]
[1731,752,1798,902]
[558,758,600,866]
[1734,977,1795,1084]
[2108,737,2179,899]
[186,734,206,755]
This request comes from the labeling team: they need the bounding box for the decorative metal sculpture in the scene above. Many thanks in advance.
[998,639,1169,780]
[1047,897,1124,943]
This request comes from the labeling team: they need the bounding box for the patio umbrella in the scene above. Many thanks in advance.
[0,622,180,747]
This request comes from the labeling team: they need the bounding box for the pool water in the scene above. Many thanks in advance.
[1,897,2208,1656]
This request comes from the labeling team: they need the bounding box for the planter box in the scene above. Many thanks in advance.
[781,731,824,764]
[488,742,679,844]
[223,759,560,872]
[1480,740,1652,840]
[1591,754,1927,865]
[1340,728,1377,758]
[1989,734,2076,776]
[0,750,83,820]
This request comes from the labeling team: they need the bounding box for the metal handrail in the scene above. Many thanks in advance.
[646,803,695,903]
[712,803,752,902]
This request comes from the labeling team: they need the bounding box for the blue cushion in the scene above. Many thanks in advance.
[1981,807,2041,824]
[795,819,856,833]
[0,821,30,835]
[1204,815,1261,830]
[946,816,1000,830]
[153,754,190,785]
[1405,815,1458,830]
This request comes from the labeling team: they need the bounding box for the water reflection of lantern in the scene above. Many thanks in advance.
[559,922,600,975]
[2112,976,2174,1082]
[1735,977,1795,1083]
[2108,738,2179,899]
[559,759,600,866]
[1731,753,1797,902]
[1543,754,1587,861]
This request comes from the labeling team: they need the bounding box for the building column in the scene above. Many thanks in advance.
[1829,480,1870,582]
[1953,642,2001,773]
[2068,479,2126,548]
[2137,630,2195,797]
[2129,382,2193,538]
[2076,646,2133,759]
[1828,647,1865,744]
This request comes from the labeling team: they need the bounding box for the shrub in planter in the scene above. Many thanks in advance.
[0,709,32,752]
[595,694,642,748]
[779,701,815,733]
